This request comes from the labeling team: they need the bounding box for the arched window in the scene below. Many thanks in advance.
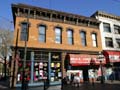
[67,29,73,45]
[38,25,46,42]
[92,33,98,47]
[20,22,28,41]
[80,31,87,46]
[55,27,62,44]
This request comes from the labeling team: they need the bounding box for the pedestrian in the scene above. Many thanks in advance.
[71,73,74,84]
[73,73,80,87]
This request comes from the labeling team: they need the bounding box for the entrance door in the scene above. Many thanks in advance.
[83,68,89,81]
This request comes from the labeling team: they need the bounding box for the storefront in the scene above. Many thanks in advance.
[16,50,62,86]
[65,54,106,82]
[103,50,120,80]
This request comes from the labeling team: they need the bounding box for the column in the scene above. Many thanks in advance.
[48,52,51,83]
[30,51,34,83]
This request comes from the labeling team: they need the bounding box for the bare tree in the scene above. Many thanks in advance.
[0,29,13,78]
[0,29,13,59]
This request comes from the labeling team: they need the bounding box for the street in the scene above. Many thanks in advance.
[0,80,120,90]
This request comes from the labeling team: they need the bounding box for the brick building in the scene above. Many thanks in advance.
[11,3,104,87]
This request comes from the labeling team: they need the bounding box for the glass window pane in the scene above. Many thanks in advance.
[20,23,28,41]
[105,37,113,47]
[92,33,97,47]
[55,27,62,44]
[80,31,86,46]
[114,25,120,34]
[67,30,73,45]
[38,25,46,42]
[103,23,111,32]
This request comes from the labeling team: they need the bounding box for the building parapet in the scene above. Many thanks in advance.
[91,11,120,21]
[12,3,100,29]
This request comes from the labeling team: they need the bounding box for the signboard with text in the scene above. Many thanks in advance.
[69,54,106,66]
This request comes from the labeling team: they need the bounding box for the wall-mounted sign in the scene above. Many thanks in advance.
[69,54,106,66]
[51,53,61,61]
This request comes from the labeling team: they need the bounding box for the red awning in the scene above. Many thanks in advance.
[69,54,106,66]
[103,51,120,63]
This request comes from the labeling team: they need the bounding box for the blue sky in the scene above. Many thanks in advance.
[0,0,120,30]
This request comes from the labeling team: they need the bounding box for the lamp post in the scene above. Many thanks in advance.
[98,52,104,84]
[21,9,30,90]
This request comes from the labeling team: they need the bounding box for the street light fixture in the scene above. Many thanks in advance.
[98,52,104,84]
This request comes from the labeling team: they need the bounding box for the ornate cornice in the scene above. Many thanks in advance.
[91,11,120,21]
[12,3,100,28]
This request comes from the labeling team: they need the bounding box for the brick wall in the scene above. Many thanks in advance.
[13,17,102,52]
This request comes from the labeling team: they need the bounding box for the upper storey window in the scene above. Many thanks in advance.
[114,25,120,34]
[92,33,97,47]
[116,38,120,48]
[67,29,73,45]
[20,22,28,41]
[103,23,111,33]
[80,31,87,46]
[38,25,46,43]
[55,27,62,44]
[105,37,113,48]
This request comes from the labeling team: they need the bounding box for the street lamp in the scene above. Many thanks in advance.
[21,9,30,90]
[98,52,104,84]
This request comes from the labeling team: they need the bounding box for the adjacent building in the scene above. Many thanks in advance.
[91,11,120,81]
[11,3,103,87]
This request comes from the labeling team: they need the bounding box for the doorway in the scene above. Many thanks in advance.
[83,68,89,82]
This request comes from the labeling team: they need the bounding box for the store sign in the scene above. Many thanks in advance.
[105,51,120,63]
[109,55,120,62]
[69,54,106,66]
[51,53,60,61]
[52,55,59,59]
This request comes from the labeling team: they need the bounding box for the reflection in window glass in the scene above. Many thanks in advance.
[92,33,97,47]
[105,37,113,47]
[55,27,62,44]
[80,31,87,46]
[38,25,46,42]
[67,30,73,45]
[103,23,111,33]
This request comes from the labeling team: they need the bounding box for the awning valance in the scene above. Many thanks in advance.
[103,51,120,63]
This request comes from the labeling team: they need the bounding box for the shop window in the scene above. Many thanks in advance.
[105,37,113,47]
[20,22,28,41]
[67,29,74,45]
[55,27,62,44]
[114,25,120,34]
[17,61,31,83]
[92,33,97,47]
[34,51,49,82]
[34,62,48,82]
[80,31,87,46]
[103,23,111,33]
[38,25,46,43]
[50,53,61,82]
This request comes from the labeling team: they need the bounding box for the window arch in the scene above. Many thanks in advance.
[67,28,74,45]
[91,33,98,47]
[80,31,87,46]
[20,22,28,41]
[54,26,62,44]
[38,24,46,42]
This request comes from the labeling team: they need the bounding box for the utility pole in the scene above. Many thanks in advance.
[11,29,19,88]
[21,9,30,90]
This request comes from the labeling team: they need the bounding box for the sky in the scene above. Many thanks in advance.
[0,0,120,31]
